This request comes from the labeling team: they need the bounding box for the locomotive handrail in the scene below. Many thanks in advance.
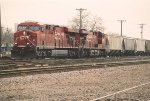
[26,37,36,47]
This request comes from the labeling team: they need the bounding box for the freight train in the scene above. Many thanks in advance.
[11,21,150,58]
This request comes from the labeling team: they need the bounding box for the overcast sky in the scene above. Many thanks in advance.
[1,0,150,39]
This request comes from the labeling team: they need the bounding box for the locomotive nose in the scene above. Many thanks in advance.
[14,30,36,47]
[16,31,29,47]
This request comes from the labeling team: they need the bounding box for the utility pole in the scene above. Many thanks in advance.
[76,8,86,32]
[75,8,86,57]
[139,24,145,39]
[117,20,126,36]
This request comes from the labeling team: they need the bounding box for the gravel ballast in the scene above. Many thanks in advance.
[0,64,150,101]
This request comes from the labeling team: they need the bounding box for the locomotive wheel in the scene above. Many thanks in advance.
[46,50,52,58]
[68,50,72,58]
[68,50,75,58]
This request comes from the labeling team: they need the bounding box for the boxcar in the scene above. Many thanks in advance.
[107,34,123,56]
[135,38,146,55]
[145,40,150,55]
[123,37,135,55]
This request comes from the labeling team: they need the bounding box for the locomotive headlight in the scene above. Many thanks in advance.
[14,43,18,46]
[23,31,26,36]
[27,43,29,45]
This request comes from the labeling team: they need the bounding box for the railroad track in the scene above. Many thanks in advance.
[0,56,150,69]
[0,59,150,77]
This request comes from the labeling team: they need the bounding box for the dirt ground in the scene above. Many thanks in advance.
[0,64,150,101]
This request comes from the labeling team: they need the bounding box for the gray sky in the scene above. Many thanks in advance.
[1,0,150,39]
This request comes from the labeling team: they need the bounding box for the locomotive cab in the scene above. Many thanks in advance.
[11,22,41,58]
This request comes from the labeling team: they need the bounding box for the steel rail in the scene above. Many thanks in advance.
[0,59,149,76]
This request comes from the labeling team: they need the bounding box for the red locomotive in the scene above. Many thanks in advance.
[11,21,107,58]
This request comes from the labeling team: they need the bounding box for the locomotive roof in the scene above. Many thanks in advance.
[19,21,43,26]
[67,28,88,35]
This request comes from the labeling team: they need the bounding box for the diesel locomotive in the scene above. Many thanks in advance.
[11,21,107,58]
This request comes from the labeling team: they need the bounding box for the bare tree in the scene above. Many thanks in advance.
[68,11,89,29]
[68,12,105,32]
[1,27,13,51]
[87,15,105,32]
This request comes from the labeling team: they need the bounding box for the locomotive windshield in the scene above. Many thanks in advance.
[17,25,40,31]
